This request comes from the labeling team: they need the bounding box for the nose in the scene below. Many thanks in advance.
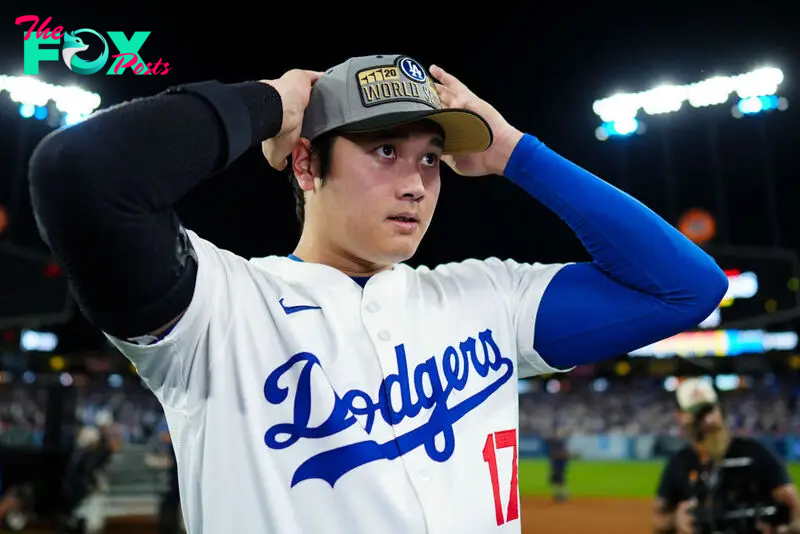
[701,411,720,427]
[397,170,426,202]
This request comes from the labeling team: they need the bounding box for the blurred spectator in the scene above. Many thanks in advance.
[145,419,181,534]
[0,385,46,447]
[519,379,792,437]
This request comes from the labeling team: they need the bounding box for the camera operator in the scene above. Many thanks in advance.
[652,378,800,534]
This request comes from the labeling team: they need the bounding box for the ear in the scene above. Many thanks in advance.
[291,138,318,193]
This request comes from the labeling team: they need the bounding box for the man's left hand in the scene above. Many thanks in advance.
[430,64,524,177]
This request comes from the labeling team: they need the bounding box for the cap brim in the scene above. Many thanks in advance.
[683,402,717,416]
[335,109,493,155]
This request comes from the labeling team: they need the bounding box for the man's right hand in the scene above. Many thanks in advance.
[675,499,697,534]
[261,69,323,171]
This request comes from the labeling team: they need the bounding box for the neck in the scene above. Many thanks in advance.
[293,230,391,278]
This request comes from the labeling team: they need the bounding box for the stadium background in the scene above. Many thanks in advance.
[0,4,798,533]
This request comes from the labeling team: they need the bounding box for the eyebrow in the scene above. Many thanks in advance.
[369,132,445,150]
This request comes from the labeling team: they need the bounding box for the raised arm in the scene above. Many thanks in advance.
[28,70,319,341]
[505,133,727,367]
[430,64,728,368]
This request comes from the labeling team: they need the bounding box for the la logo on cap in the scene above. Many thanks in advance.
[399,57,426,82]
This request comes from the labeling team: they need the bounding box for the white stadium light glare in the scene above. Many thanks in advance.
[18,103,34,119]
[734,67,783,98]
[593,93,642,123]
[731,95,787,118]
[593,66,785,126]
[640,84,686,115]
[688,76,734,108]
[614,117,639,135]
[20,329,58,352]
[63,112,87,126]
[0,74,102,120]
[595,118,645,141]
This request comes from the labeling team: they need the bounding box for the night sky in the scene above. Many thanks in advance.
[0,3,797,353]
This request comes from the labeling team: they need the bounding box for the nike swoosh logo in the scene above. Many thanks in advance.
[279,298,322,315]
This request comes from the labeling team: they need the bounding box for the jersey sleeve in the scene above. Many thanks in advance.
[104,230,245,411]
[475,257,570,378]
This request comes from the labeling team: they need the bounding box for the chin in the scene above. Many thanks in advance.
[376,239,420,264]
[701,427,730,459]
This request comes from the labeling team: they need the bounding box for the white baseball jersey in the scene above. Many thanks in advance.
[106,230,569,534]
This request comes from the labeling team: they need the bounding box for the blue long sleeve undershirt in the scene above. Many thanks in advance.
[504,134,728,369]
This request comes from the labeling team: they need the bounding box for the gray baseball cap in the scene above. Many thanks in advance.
[301,54,493,155]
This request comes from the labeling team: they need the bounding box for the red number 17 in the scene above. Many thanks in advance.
[482,429,519,526]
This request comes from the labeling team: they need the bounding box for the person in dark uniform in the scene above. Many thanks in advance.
[547,426,571,502]
[653,378,800,534]
[146,421,181,534]
[59,426,112,533]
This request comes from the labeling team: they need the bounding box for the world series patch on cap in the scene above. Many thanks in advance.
[301,54,493,155]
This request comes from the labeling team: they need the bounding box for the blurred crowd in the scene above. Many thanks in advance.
[74,384,162,444]
[0,381,163,448]
[1,376,799,449]
[519,379,799,437]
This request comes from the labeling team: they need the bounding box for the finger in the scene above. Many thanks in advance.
[442,154,456,168]
[434,82,454,99]
[268,149,288,171]
[435,84,467,110]
[262,142,288,171]
[435,84,455,106]
[307,70,324,84]
[430,64,464,89]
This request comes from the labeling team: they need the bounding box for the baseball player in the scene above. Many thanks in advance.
[29,54,727,533]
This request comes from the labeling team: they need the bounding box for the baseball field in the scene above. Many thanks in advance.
[15,459,800,533]
[518,459,800,533]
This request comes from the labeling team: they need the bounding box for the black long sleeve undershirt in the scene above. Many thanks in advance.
[28,80,283,338]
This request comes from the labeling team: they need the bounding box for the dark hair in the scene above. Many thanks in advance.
[287,133,336,228]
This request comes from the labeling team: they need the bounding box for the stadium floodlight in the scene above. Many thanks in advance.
[18,103,34,119]
[592,66,786,139]
[594,118,646,141]
[731,94,789,118]
[63,112,85,126]
[0,74,101,126]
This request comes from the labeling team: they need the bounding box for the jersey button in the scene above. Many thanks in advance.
[366,302,380,313]
[378,330,391,341]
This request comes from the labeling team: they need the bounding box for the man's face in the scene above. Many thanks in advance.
[305,121,444,266]
[679,404,726,444]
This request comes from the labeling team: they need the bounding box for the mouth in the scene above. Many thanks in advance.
[387,214,420,231]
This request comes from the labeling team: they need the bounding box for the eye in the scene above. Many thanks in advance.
[422,153,440,167]
[374,145,395,159]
